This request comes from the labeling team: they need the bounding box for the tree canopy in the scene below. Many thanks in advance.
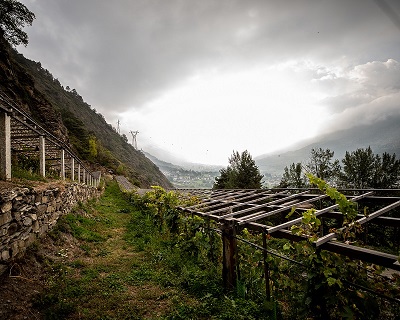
[278,146,400,189]
[306,148,340,185]
[213,150,263,189]
[0,0,35,46]
[342,147,400,188]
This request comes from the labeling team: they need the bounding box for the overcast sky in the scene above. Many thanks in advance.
[17,0,400,165]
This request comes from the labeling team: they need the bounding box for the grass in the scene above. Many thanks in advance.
[32,179,274,319]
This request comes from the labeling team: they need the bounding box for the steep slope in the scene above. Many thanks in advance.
[256,115,400,176]
[0,32,172,188]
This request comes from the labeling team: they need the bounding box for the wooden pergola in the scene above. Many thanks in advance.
[177,188,400,290]
[0,91,99,186]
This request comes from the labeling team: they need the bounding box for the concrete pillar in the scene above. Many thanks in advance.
[60,149,65,180]
[0,112,11,181]
[71,158,75,181]
[39,136,45,177]
[78,164,81,183]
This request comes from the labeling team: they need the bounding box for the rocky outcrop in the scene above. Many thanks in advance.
[0,183,100,269]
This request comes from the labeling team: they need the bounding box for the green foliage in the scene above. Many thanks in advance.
[279,162,306,188]
[306,148,341,185]
[60,108,90,159]
[11,153,46,181]
[0,0,35,46]
[88,136,98,158]
[342,147,400,188]
[126,186,274,319]
[279,147,400,189]
[307,173,358,222]
[282,174,399,319]
[341,146,378,188]
[214,150,263,189]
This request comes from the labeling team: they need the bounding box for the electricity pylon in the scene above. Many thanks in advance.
[130,130,139,150]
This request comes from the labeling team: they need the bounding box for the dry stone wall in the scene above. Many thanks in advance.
[0,183,100,269]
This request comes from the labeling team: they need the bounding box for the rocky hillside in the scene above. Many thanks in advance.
[0,31,172,188]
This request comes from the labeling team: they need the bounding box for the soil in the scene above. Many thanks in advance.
[0,232,83,320]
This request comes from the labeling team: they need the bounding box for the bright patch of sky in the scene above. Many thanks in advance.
[17,0,400,165]
[120,63,327,164]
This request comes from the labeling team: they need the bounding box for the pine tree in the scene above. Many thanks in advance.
[213,150,263,189]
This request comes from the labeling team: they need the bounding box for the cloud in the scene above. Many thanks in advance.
[319,59,400,132]
[19,0,400,116]
[15,0,400,163]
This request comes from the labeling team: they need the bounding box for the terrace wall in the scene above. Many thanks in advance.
[0,183,100,273]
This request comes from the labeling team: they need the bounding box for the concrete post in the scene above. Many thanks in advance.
[78,164,81,183]
[39,136,45,177]
[60,149,65,180]
[0,112,11,181]
[83,169,86,185]
[71,158,75,181]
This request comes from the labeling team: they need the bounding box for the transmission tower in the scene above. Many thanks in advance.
[130,130,139,150]
[117,120,120,134]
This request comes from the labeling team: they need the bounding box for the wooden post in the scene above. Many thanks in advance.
[221,221,237,290]
[78,164,81,183]
[39,136,45,177]
[82,169,86,185]
[263,231,271,301]
[0,112,11,181]
[60,149,65,180]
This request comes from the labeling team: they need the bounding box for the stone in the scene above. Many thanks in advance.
[0,227,7,236]
[23,217,32,227]
[7,223,19,236]
[1,191,17,202]
[35,204,47,215]
[32,221,39,233]
[1,201,12,213]
[10,241,19,256]
[1,250,10,261]
[20,204,33,212]
[12,211,21,221]
[0,264,7,275]
[0,212,12,225]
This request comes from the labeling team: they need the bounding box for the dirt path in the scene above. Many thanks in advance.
[0,180,179,319]
[114,175,136,191]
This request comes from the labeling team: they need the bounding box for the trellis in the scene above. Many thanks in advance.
[177,188,400,291]
[0,91,100,185]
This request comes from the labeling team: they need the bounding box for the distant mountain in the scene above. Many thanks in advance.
[255,116,400,176]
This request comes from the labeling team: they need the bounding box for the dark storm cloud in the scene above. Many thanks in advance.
[19,0,400,116]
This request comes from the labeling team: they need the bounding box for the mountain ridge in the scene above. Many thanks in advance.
[255,115,400,176]
[0,32,172,188]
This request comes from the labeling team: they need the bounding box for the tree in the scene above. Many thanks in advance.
[213,150,263,189]
[373,152,400,188]
[342,148,400,189]
[278,162,307,188]
[0,0,35,46]
[306,148,340,185]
